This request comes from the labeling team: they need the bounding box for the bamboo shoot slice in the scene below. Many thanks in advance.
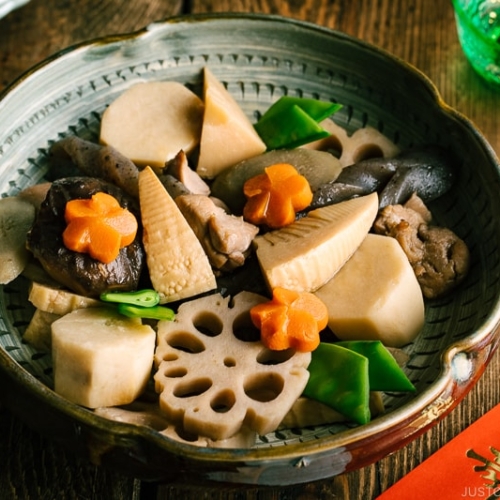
[139,166,216,303]
[253,192,378,293]
[196,67,266,178]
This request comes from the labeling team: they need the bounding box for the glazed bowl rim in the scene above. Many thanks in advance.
[0,11,499,475]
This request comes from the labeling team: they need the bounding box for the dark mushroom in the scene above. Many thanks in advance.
[309,157,398,208]
[307,145,456,211]
[378,146,456,208]
[26,177,144,297]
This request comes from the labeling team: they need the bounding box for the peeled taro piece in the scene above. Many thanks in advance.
[26,177,144,298]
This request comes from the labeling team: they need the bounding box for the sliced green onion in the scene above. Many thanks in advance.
[117,303,175,321]
[100,289,160,307]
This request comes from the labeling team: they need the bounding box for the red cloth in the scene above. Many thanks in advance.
[376,403,500,499]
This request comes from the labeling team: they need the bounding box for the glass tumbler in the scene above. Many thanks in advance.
[452,0,500,87]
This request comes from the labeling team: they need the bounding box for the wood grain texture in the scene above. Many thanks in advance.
[0,0,499,498]
[0,0,182,88]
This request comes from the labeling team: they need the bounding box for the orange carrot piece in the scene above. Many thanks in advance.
[273,287,329,331]
[264,162,298,183]
[250,286,329,352]
[63,192,137,264]
[243,163,313,229]
[103,210,138,247]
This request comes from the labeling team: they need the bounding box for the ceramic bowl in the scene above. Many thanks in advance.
[1,13,500,486]
[0,0,29,20]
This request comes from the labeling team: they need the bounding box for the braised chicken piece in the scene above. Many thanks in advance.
[175,194,259,272]
[163,150,210,196]
[413,225,470,299]
[373,193,470,299]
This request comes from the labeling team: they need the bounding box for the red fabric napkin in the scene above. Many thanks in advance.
[376,402,500,499]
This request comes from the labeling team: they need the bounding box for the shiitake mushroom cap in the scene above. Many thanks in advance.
[27,177,145,298]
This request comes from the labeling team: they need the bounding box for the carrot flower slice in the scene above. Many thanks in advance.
[63,192,138,264]
[250,286,329,352]
[243,163,313,228]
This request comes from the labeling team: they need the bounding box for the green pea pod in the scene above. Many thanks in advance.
[100,289,160,307]
[254,96,342,150]
[117,303,175,321]
[253,104,326,150]
[303,342,371,425]
[255,104,330,150]
[336,340,415,392]
[260,96,342,123]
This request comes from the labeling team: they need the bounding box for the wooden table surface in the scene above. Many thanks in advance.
[1,0,499,498]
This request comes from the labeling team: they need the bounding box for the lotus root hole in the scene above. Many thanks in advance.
[256,347,295,365]
[172,424,200,443]
[352,143,385,163]
[319,134,343,158]
[232,311,261,342]
[164,366,188,378]
[167,332,205,353]
[244,372,284,402]
[224,357,236,367]
[210,389,236,413]
[161,352,179,362]
[193,311,223,337]
[173,377,212,398]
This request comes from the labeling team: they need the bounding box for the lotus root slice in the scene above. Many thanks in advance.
[94,402,256,448]
[154,291,311,441]
[306,119,400,167]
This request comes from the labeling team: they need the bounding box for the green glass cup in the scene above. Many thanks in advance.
[452,0,500,87]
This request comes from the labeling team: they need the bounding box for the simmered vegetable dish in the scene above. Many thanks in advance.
[0,67,470,447]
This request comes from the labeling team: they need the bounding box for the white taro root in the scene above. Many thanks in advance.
[154,291,311,441]
[52,307,156,408]
[196,67,266,179]
[314,233,425,347]
[100,81,204,168]
[24,281,101,352]
[24,309,60,353]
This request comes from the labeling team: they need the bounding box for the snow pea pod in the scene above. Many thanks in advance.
[303,342,371,425]
[259,96,342,123]
[336,340,415,392]
[254,96,342,150]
